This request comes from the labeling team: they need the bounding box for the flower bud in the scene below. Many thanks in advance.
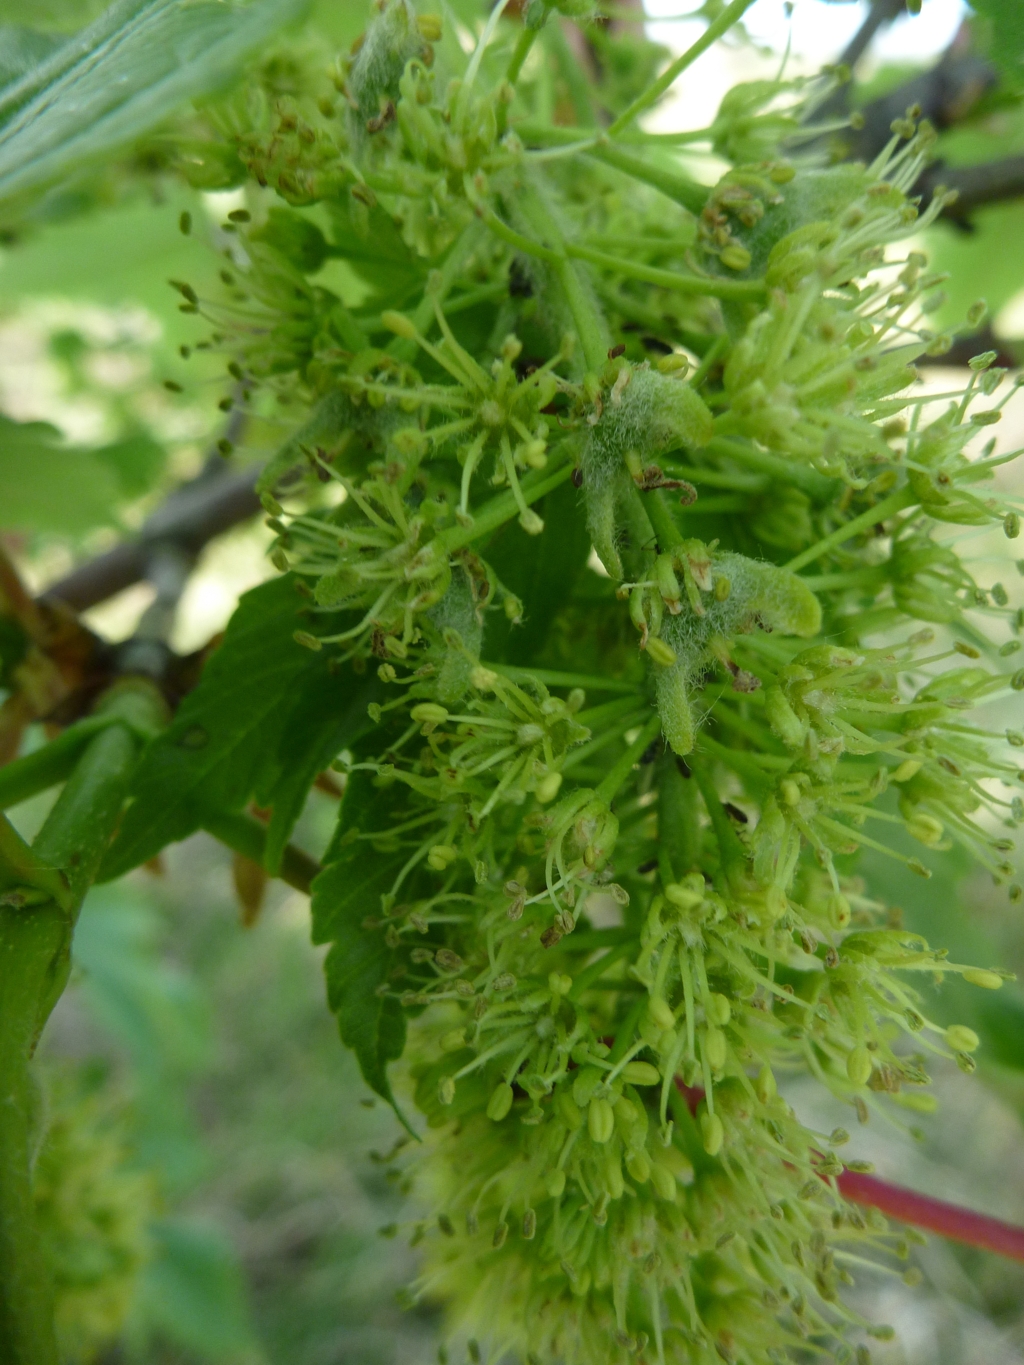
[470,666,498,690]
[487,1082,514,1121]
[588,1097,615,1144]
[945,1025,979,1053]
[701,1111,724,1156]
[846,1045,873,1087]
[573,1067,603,1107]
[765,687,806,748]
[893,759,922,782]
[438,1075,455,1105]
[756,1065,776,1103]
[416,12,442,40]
[646,636,677,668]
[411,702,449,727]
[625,1149,651,1183]
[827,893,851,929]
[649,1161,677,1201]
[720,245,752,271]
[621,1061,660,1086]
[546,1168,566,1198]
[707,993,731,1026]
[647,996,676,1031]
[704,1027,727,1070]
[963,968,1003,989]
[381,310,418,340]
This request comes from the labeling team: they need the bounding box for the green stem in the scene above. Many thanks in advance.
[566,242,766,302]
[543,17,597,128]
[595,713,662,805]
[506,19,540,87]
[607,0,758,135]
[704,436,836,501]
[484,664,639,694]
[201,812,322,896]
[644,489,685,552]
[517,125,707,214]
[515,180,610,371]
[783,485,916,573]
[439,457,575,552]
[688,334,729,391]
[0,714,115,811]
[0,684,160,1365]
[689,758,748,889]
[0,889,63,1365]
[657,748,702,876]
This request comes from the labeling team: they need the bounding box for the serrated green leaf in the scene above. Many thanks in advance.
[101,574,375,879]
[311,843,410,1120]
[258,666,384,875]
[482,477,592,665]
[0,0,309,209]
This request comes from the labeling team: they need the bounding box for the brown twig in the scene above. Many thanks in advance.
[919,153,1024,226]
[43,453,262,614]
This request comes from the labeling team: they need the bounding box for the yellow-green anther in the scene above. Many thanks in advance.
[647,996,675,1031]
[945,1025,979,1053]
[625,1149,651,1183]
[707,993,731,1026]
[621,1061,660,1085]
[649,1161,677,1201]
[755,1065,776,1103]
[535,771,563,803]
[704,1027,727,1070]
[487,1082,514,1121]
[572,1067,604,1107]
[963,968,1003,989]
[701,1112,724,1156]
[646,636,677,668]
[765,686,806,748]
[846,1045,873,1087]
[588,1097,615,1144]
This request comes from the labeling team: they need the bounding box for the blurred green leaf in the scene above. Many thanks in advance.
[0,25,62,89]
[0,0,308,209]
[129,1217,257,1360]
[93,431,166,499]
[970,0,1024,88]
[74,884,208,1076]
[0,413,121,532]
[0,414,171,533]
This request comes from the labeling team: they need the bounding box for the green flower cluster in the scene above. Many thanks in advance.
[169,2,1023,1361]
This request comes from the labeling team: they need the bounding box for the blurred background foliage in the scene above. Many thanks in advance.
[5,0,1024,1361]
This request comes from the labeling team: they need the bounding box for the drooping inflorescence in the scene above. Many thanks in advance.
[165,2,1024,1361]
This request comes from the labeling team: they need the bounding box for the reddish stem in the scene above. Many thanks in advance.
[837,1170,1024,1263]
[672,1077,1024,1262]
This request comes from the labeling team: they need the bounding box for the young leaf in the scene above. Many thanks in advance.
[0,0,309,208]
[101,575,382,879]
[311,843,409,1119]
